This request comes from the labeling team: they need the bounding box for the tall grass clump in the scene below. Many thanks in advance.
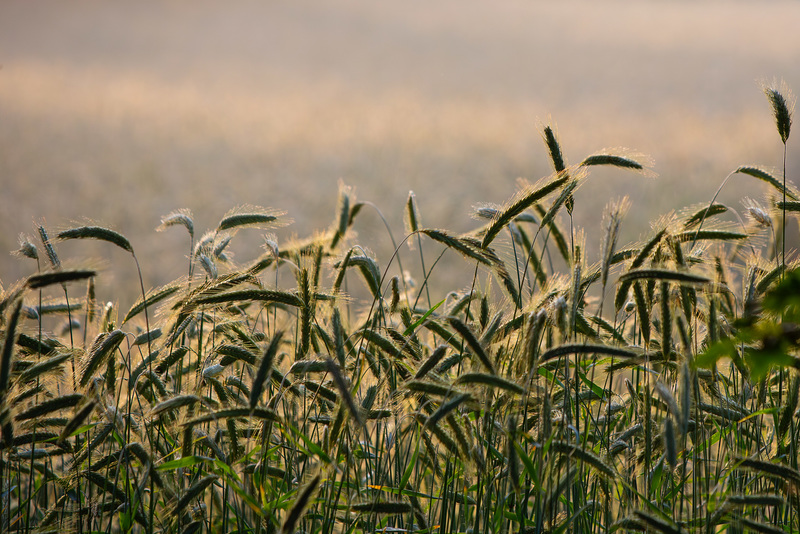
[2,83,800,534]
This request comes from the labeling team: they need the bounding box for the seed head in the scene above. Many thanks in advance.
[763,79,795,145]
[743,198,772,228]
[13,234,38,260]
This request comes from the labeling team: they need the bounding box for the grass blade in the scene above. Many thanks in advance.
[1,300,23,399]
[282,473,322,534]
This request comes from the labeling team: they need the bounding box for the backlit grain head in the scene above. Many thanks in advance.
[743,198,772,228]
[157,208,195,239]
[13,234,38,261]
[762,78,795,144]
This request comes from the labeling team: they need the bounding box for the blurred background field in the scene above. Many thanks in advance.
[1,0,799,305]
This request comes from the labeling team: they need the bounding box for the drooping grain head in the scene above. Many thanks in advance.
[157,208,195,239]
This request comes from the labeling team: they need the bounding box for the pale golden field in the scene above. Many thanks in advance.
[1,0,799,303]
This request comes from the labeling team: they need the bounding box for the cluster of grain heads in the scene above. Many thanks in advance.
[4,84,800,533]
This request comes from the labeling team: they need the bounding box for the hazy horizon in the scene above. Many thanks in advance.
[2,0,798,303]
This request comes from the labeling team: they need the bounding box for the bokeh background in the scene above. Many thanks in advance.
[2,0,799,306]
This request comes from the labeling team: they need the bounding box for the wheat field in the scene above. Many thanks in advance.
[3,2,800,533]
